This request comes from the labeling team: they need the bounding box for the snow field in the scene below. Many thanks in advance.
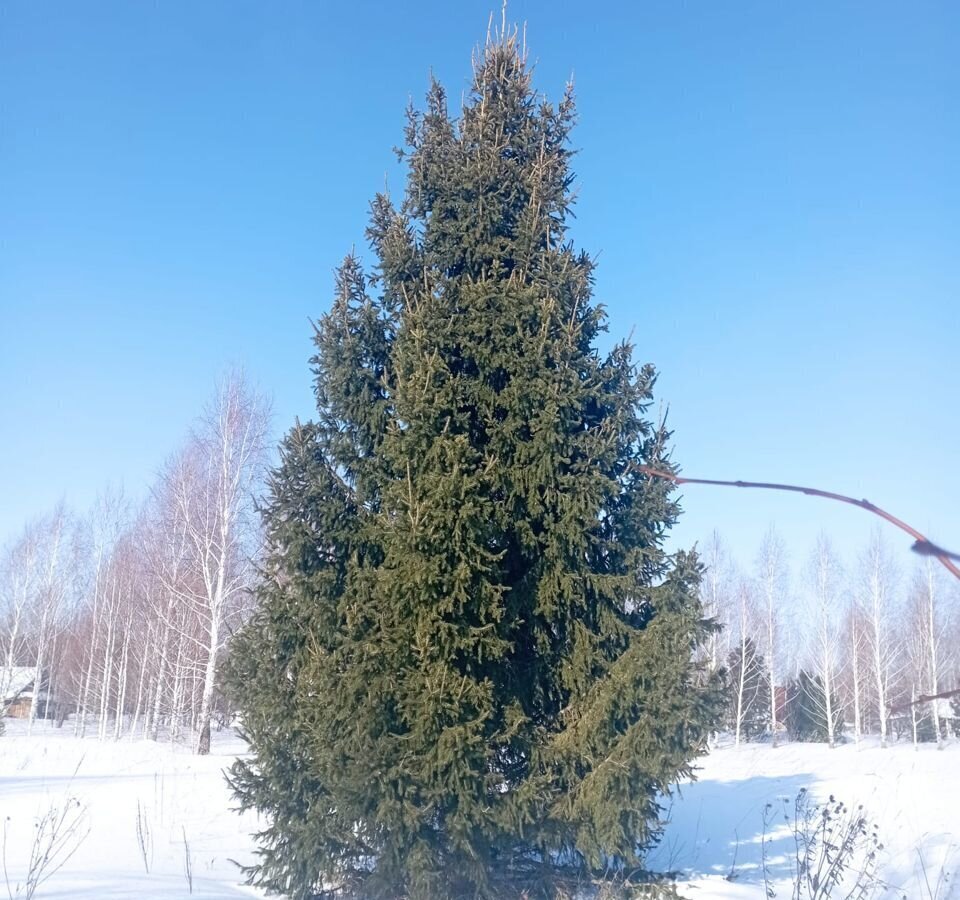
[1,722,957,898]
[659,737,960,899]
[0,720,264,899]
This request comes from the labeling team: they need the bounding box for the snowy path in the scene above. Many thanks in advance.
[1,723,957,898]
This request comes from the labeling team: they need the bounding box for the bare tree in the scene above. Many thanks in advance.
[73,488,129,738]
[908,559,947,747]
[858,529,900,748]
[806,534,843,748]
[160,372,270,754]
[139,480,194,741]
[730,576,762,747]
[0,507,72,730]
[1,526,40,708]
[700,530,733,674]
[755,526,787,746]
[839,598,869,745]
[1,374,269,746]
[26,504,70,735]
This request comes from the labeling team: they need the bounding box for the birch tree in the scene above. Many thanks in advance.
[0,507,72,729]
[858,529,899,748]
[74,488,128,737]
[1,525,40,707]
[911,559,947,746]
[807,534,843,748]
[27,504,70,734]
[138,468,196,740]
[840,598,869,744]
[729,578,767,745]
[700,530,733,673]
[755,526,787,745]
[163,372,269,754]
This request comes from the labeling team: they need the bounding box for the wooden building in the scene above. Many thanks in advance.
[1,666,57,719]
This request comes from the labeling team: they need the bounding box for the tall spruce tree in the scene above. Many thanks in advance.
[224,25,722,900]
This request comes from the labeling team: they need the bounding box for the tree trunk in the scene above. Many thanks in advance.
[130,637,150,738]
[872,631,887,748]
[767,611,777,747]
[113,624,131,740]
[149,610,174,741]
[911,685,919,750]
[27,610,50,736]
[98,610,116,741]
[824,663,835,749]
[925,568,942,748]
[851,627,862,747]
[195,616,220,755]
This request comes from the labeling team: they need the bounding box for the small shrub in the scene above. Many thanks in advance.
[761,789,881,899]
[2,796,90,900]
[135,800,152,873]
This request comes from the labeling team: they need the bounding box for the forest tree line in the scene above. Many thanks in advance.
[706,527,960,747]
[2,376,958,752]
[0,371,269,752]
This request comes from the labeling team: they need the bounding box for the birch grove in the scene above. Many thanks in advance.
[695,528,959,746]
[1,372,269,751]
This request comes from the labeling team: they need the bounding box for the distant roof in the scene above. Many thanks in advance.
[1,667,36,702]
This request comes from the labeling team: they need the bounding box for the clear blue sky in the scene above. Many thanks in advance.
[2,1,957,583]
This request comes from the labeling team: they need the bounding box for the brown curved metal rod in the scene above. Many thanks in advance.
[636,466,960,582]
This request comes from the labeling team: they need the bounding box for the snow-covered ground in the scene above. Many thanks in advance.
[1,722,957,898]
[660,737,960,899]
[0,720,264,899]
